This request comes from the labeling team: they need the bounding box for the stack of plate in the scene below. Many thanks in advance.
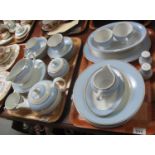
[73,60,145,127]
[84,22,151,63]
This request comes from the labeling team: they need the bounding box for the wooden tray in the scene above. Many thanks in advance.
[69,29,155,135]
[30,21,88,38]
[2,37,82,124]
[65,20,89,36]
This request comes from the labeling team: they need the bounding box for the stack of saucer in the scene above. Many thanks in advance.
[0,45,20,71]
[73,60,145,127]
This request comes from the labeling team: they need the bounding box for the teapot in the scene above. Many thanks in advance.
[5,78,66,115]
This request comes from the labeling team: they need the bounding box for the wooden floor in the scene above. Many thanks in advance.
[0,118,24,135]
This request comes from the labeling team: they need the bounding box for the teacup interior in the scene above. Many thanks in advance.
[48,34,63,47]
[113,22,133,37]
[94,29,113,43]
[93,65,116,90]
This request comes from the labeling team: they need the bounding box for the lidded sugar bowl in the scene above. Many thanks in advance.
[48,58,69,78]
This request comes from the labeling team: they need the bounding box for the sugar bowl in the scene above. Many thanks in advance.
[48,58,69,78]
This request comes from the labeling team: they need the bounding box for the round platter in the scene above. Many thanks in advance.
[84,22,151,63]
[73,60,145,127]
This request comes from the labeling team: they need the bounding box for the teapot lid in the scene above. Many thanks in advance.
[48,58,64,73]
[28,80,58,105]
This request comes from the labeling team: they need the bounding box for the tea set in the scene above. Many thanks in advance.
[0,20,32,45]
[4,33,74,116]
[1,21,153,127]
[72,21,154,127]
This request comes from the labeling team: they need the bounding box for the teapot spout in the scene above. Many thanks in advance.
[16,100,30,109]
[6,74,16,82]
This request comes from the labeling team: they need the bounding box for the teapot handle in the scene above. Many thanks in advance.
[53,77,66,92]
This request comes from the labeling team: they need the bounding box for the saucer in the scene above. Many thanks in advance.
[0,44,20,72]
[12,59,46,93]
[73,60,145,127]
[47,37,73,60]
[0,71,12,101]
[84,22,151,63]
[25,37,47,59]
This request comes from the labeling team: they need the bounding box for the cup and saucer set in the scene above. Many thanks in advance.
[73,21,152,127]
[4,32,74,117]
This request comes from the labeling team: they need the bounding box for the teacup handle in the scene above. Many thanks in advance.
[53,77,66,92]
